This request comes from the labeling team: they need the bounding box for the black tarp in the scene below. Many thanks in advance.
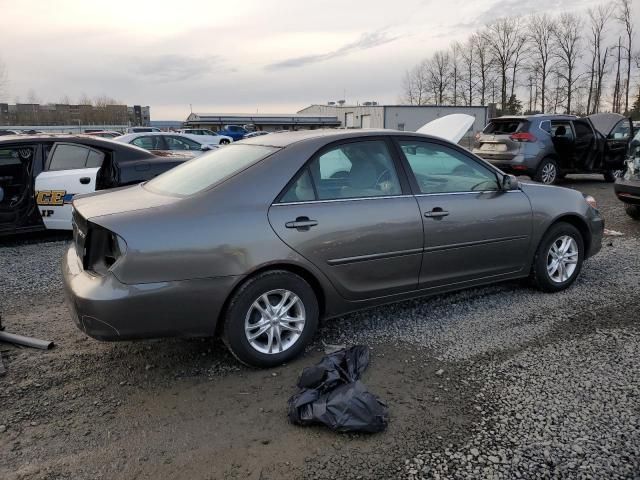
[287,345,389,433]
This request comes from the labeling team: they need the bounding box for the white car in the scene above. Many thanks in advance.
[177,129,233,145]
[114,132,222,156]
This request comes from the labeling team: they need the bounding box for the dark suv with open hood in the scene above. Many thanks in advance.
[473,113,632,184]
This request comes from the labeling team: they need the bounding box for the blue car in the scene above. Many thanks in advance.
[217,125,249,141]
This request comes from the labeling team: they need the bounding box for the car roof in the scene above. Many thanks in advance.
[0,133,155,155]
[238,128,452,148]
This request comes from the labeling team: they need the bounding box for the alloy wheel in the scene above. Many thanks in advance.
[546,235,578,283]
[244,289,306,354]
[541,162,557,184]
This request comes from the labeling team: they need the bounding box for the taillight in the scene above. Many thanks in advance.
[83,224,127,274]
[509,132,536,142]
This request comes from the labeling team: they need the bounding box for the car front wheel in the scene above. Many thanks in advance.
[222,270,319,367]
[624,204,640,220]
[531,222,584,292]
[534,158,559,185]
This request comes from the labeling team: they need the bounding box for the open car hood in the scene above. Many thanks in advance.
[416,114,475,143]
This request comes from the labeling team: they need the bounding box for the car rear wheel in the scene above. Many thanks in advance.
[534,158,559,185]
[624,204,640,220]
[220,139,230,145]
[531,222,584,292]
[222,270,319,368]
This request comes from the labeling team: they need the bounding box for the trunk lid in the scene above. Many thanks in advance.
[72,183,179,220]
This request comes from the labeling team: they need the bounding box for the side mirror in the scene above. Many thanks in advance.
[502,174,519,191]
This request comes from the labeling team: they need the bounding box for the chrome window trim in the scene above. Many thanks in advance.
[273,194,413,207]
[413,190,520,197]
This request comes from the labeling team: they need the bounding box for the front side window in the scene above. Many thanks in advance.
[609,120,631,140]
[286,140,402,201]
[399,140,499,194]
[48,144,90,171]
[145,144,278,196]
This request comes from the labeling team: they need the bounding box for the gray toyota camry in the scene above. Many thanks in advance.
[63,129,603,367]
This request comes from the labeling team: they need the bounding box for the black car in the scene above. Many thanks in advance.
[0,134,188,235]
[614,128,640,219]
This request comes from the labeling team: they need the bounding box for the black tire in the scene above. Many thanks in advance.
[624,203,640,220]
[534,157,559,185]
[531,222,584,293]
[603,168,625,183]
[222,270,319,368]
[220,139,230,145]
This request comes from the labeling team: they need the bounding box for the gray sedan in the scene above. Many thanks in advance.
[63,130,604,367]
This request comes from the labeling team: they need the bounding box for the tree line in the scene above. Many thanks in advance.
[401,0,638,117]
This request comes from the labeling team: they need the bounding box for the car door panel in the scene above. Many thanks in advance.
[395,137,533,288]
[416,191,532,287]
[269,197,423,300]
[34,143,103,230]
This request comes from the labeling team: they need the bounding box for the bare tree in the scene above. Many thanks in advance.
[612,36,623,112]
[26,88,41,104]
[450,42,462,106]
[427,51,452,105]
[552,13,583,114]
[528,14,556,113]
[615,0,634,114]
[472,32,492,105]
[587,5,612,114]
[401,62,430,105]
[484,17,524,112]
[458,37,477,106]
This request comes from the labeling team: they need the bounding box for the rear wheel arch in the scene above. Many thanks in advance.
[214,262,326,336]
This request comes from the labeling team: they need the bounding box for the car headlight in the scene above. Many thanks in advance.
[584,195,597,209]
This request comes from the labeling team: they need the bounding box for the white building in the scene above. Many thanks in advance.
[298,104,490,146]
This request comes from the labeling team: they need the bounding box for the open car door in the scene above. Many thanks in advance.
[35,143,104,230]
[588,113,633,170]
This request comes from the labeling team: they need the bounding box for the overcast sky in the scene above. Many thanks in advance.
[0,0,632,120]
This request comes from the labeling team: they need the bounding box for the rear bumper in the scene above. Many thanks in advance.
[614,178,640,205]
[62,245,241,340]
[587,213,604,259]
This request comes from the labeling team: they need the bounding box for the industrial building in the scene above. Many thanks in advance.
[183,112,340,132]
[0,103,151,127]
[298,104,491,146]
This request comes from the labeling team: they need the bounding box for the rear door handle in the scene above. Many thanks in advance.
[285,217,318,230]
[79,177,91,185]
[424,208,449,218]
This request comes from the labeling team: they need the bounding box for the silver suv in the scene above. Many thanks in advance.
[473,114,632,184]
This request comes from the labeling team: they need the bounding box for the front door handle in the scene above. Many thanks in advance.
[285,217,318,231]
[424,208,449,218]
[79,177,91,185]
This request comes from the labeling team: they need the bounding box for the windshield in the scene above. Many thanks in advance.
[145,144,278,196]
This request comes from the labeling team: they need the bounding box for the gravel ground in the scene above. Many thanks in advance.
[1,177,639,479]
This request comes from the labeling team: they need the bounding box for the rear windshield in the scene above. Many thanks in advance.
[145,144,278,196]
[483,120,527,135]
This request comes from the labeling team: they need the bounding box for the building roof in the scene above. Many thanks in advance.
[185,112,340,125]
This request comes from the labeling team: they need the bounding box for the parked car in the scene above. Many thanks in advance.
[177,128,232,145]
[114,132,219,157]
[0,129,21,136]
[84,130,122,139]
[0,135,188,235]
[243,131,270,139]
[614,127,640,219]
[217,125,249,141]
[126,127,161,133]
[64,127,603,367]
[473,113,632,184]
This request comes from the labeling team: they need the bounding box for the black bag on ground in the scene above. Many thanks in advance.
[287,345,388,433]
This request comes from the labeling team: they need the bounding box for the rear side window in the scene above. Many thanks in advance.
[48,144,89,170]
[483,120,526,135]
[131,136,163,150]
